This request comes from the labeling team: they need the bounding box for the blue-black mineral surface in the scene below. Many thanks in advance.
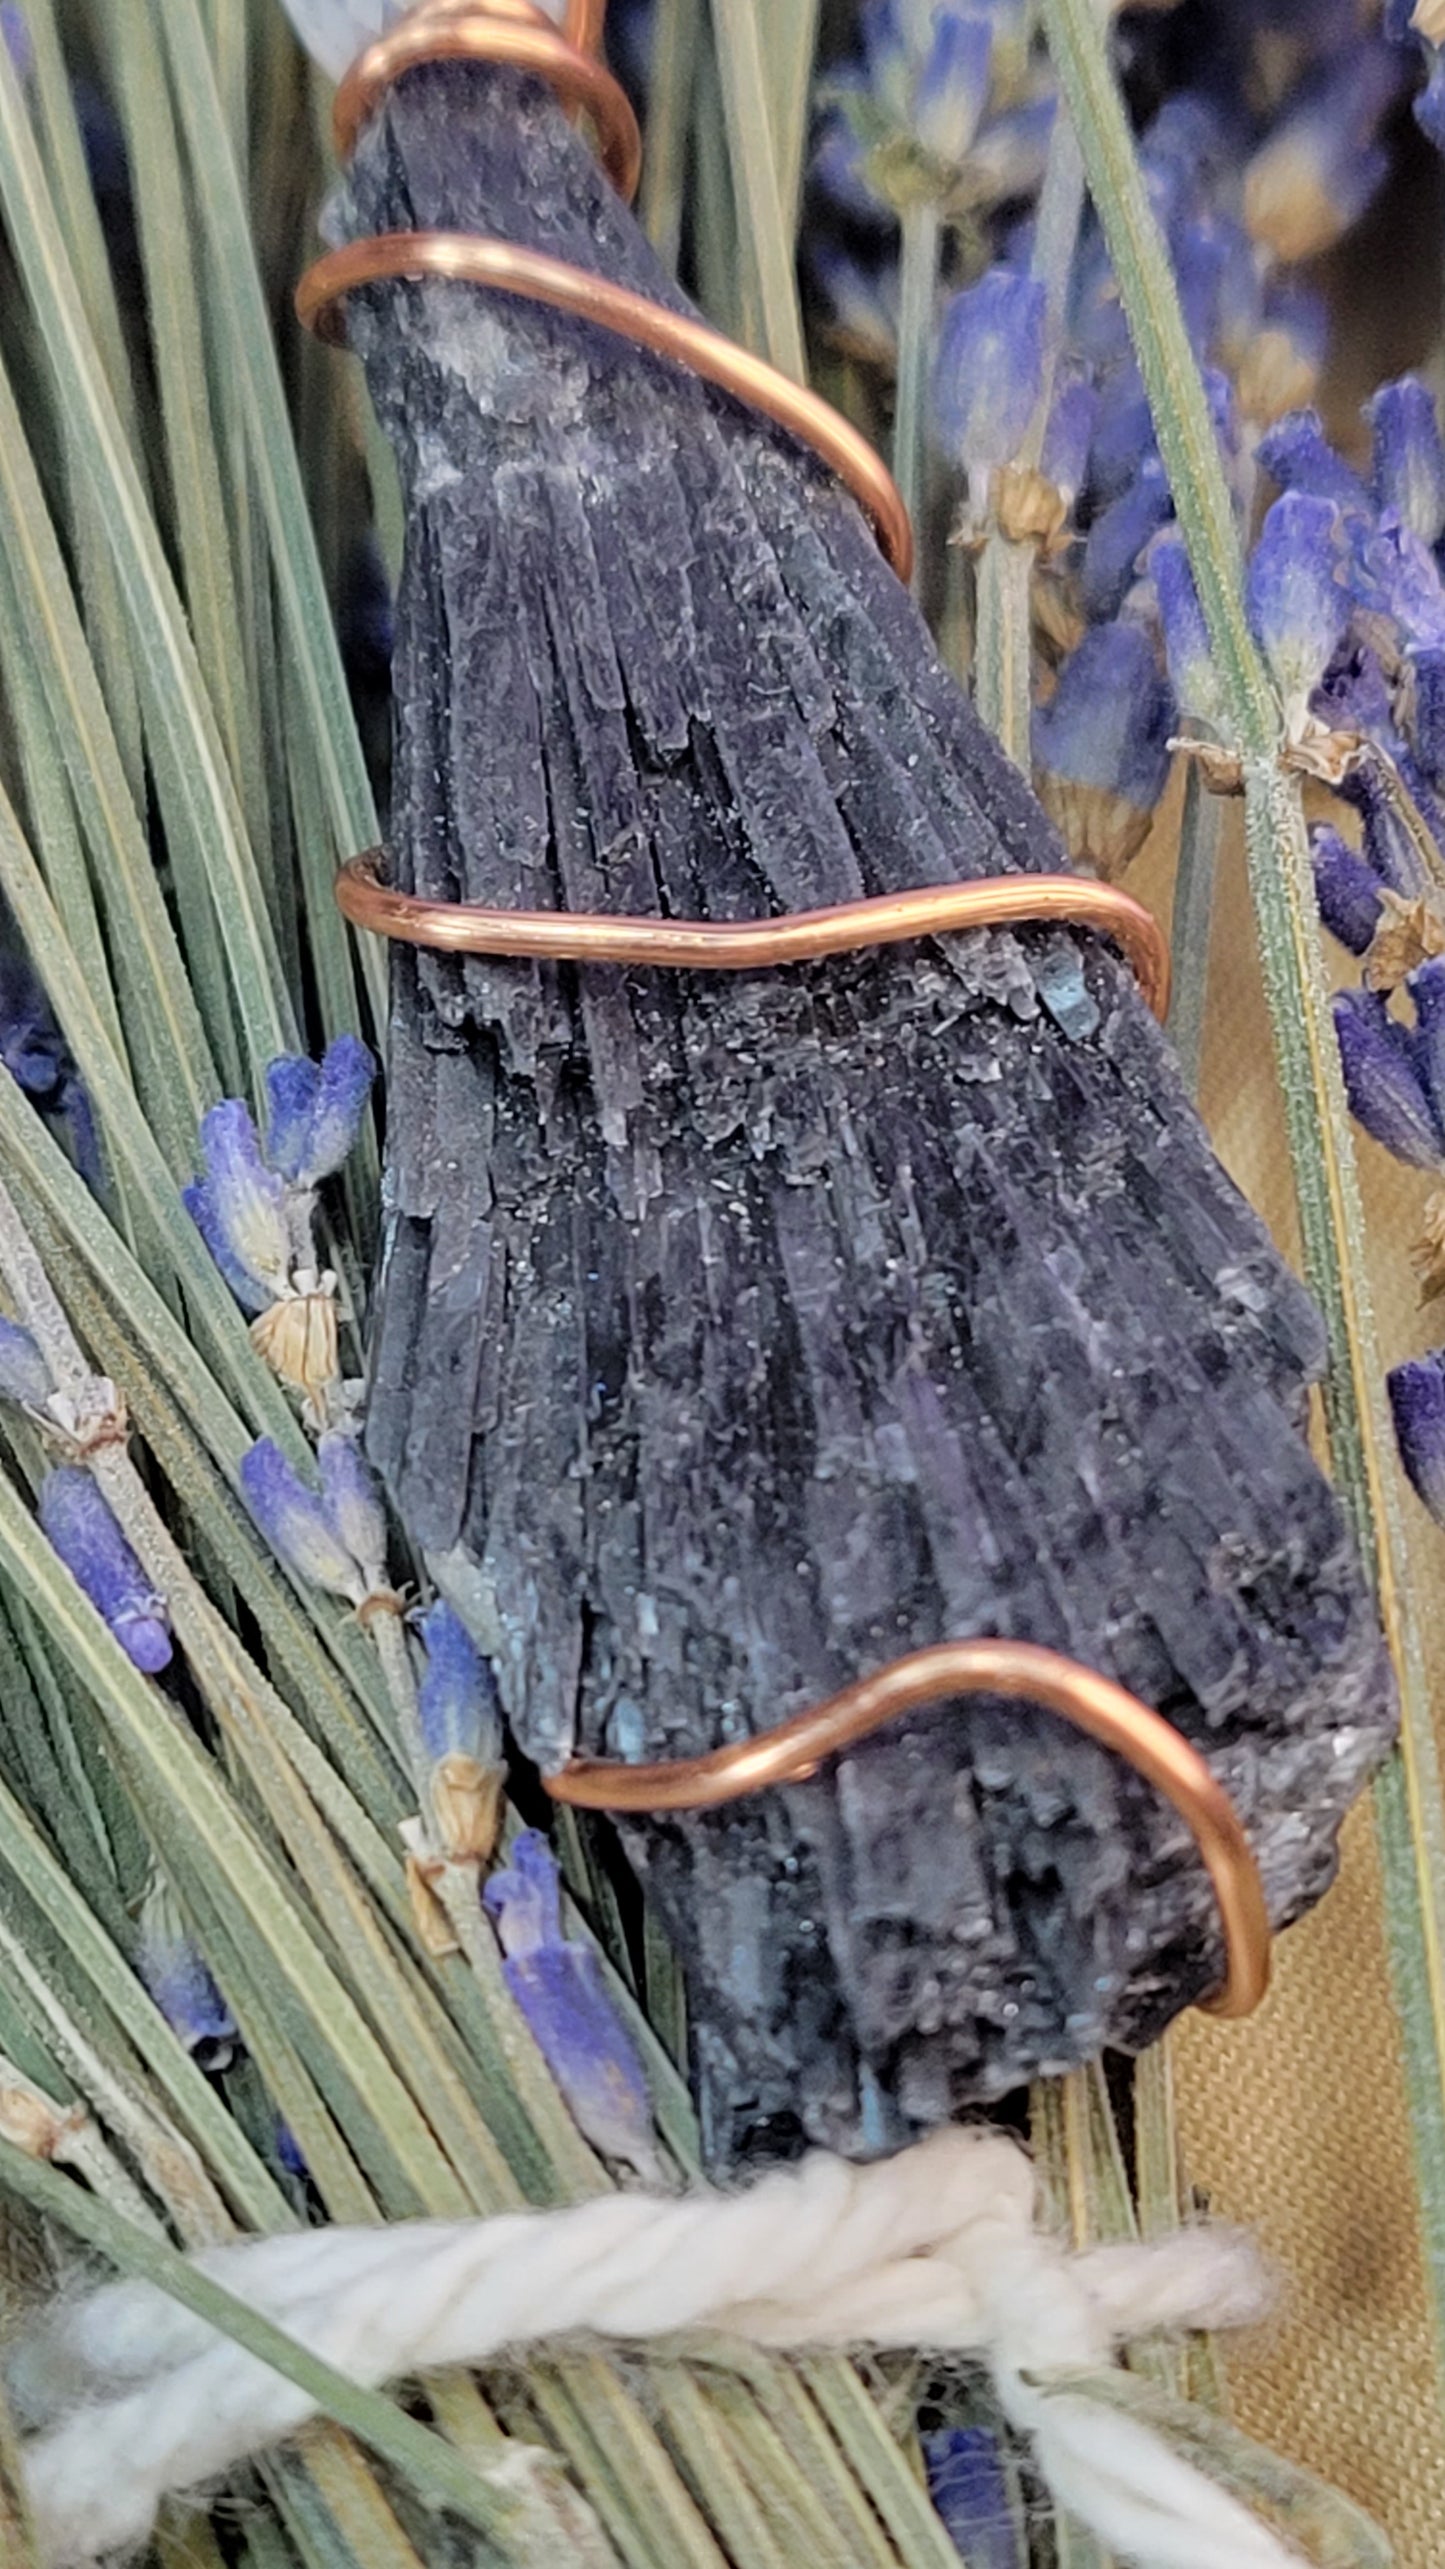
[340,55,1396,2166]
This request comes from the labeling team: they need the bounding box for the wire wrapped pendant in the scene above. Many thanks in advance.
[303,0,1396,2165]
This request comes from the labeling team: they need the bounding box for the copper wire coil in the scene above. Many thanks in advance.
[337,850,1172,1018]
[548,1639,1270,2021]
[308,0,1269,2023]
[298,234,915,581]
[333,1,641,195]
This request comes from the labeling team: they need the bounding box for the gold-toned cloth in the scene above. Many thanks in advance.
[1133,810,1445,2568]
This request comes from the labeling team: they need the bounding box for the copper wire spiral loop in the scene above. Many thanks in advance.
[337,850,1173,1018]
[303,0,1270,2019]
[551,1642,1270,2021]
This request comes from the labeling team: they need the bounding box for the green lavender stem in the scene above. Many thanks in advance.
[1165,762,1223,1099]
[894,196,941,563]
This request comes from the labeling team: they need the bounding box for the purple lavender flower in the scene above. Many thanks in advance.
[1040,372,1096,510]
[1415,648,1445,787]
[0,1318,53,1410]
[1333,989,1445,1168]
[1311,827,1384,957]
[485,1831,657,2177]
[1033,621,1175,878]
[1235,281,1329,430]
[38,1467,173,1673]
[1086,359,1155,501]
[1149,528,1226,734]
[923,2427,1019,2569]
[910,8,994,164]
[1341,733,1444,898]
[137,1880,236,2066]
[1411,957,1445,1135]
[1360,514,1445,651]
[263,1054,322,1186]
[1242,39,1405,265]
[294,1036,375,1187]
[1369,378,1445,548]
[240,1439,366,1599]
[191,1040,373,1315]
[934,268,1045,507]
[188,1099,289,1310]
[1080,458,1172,624]
[1246,493,1349,729]
[1256,411,1372,519]
[0,956,99,1191]
[317,1430,389,1595]
[814,249,898,368]
[1389,1352,1445,1524]
[416,1599,502,1766]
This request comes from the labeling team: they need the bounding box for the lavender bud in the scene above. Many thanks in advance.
[194,1099,290,1307]
[1411,956,1445,1134]
[137,1878,236,2064]
[485,1833,657,2176]
[1087,359,1155,502]
[1256,410,1372,518]
[1348,747,1444,898]
[38,1467,173,1673]
[1080,459,1172,624]
[1246,493,1349,727]
[1414,646,1445,787]
[961,94,1052,210]
[183,1182,271,1316]
[1311,826,1384,956]
[911,9,993,164]
[1149,528,1227,733]
[1033,621,1174,879]
[1039,371,1096,510]
[1170,214,1231,361]
[814,249,898,368]
[1368,378,1445,547]
[923,2427,1017,2569]
[292,1035,376,1187]
[933,268,1045,507]
[263,1054,322,1185]
[416,1600,502,1766]
[0,1318,53,1410]
[1361,513,1445,650]
[317,1430,390,1594]
[1333,988,1445,1168]
[1235,282,1328,430]
[1242,40,1403,265]
[1389,1352,1445,1523]
[239,1439,362,1598]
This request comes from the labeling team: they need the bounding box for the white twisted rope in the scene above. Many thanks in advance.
[10,2129,1298,2569]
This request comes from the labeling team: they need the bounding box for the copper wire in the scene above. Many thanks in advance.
[304,0,1268,2022]
[333,0,641,193]
[549,1640,1270,2020]
[337,851,1172,1015]
[299,234,915,580]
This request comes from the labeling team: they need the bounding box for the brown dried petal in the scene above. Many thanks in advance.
[1036,775,1154,882]
[431,1751,504,1862]
[1362,892,1445,995]
[1412,1193,1445,1307]
[250,1291,341,1410]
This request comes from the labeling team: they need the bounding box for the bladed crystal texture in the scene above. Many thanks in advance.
[339,55,1396,2165]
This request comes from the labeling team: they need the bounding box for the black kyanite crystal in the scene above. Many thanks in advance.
[339,57,1395,2166]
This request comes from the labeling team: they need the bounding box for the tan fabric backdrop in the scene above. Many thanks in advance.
[1129,799,1445,2567]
